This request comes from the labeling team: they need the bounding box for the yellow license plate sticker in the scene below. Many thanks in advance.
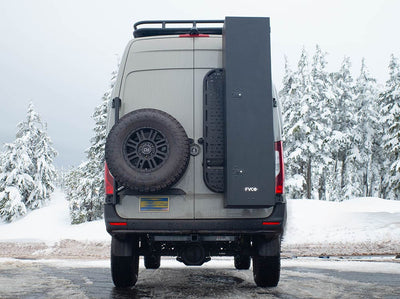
[140,197,169,212]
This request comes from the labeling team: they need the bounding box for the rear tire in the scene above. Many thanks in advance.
[234,255,251,270]
[111,238,139,288]
[111,255,139,288]
[144,255,161,269]
[252,254,280,287]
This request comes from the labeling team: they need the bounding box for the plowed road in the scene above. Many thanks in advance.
[0,257,399,298]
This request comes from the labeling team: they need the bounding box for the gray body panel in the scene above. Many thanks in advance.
[108,34,277,220]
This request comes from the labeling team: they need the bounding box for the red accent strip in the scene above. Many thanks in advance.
[105,163,114,195]
[262,222,281,226]
[179,34,210,37]
[275,141,285,194]
[109,222,127,226]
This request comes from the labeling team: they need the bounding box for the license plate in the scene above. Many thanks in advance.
[140,197,169,212]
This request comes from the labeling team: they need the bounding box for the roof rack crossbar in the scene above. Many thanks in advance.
[134,20,224,30]
[133,20,224,38]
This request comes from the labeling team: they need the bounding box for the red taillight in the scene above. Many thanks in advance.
[109,222,127,226]
[179,34,210,37]
[262,221,281,226]
[105,163,114,195]
[274,141,284,194]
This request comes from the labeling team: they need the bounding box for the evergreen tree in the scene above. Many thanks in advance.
[16,103,57,209]
[280,57,304,198]
[353,58,380,197]
[279,50,400,201]
[281,54,304,198]
[310,45,335,200]
[379,54,400,200]
[66,70,117,223]
[328,57,356,201]
[56,167,68,189]
[66,161,104,224]
[0,103,57,221]
[281,47,336,200]
[282,48,318,199]
[280,56,295,100]
[0,142,32,221]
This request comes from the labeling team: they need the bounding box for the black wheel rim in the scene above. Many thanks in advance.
[124,127,169,172]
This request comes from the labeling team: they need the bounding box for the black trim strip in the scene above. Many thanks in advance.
[104,202,286,235]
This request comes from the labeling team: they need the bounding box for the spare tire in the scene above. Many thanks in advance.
[105,108,190,193]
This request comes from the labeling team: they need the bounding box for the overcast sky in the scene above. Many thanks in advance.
[0,0,399,168]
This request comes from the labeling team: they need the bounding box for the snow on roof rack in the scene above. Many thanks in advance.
[133,20,224,38]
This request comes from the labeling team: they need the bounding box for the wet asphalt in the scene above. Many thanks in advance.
[0,257,399,298]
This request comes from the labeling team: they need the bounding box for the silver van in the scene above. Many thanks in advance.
[104,17,286,288]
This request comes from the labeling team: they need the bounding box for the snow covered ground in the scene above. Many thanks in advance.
[0,189,108,244]
[284,197,400,245]
[0,189,399,256]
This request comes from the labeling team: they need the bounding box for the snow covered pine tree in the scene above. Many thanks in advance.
[379,54,400,200]
[0,102,57,222]
[327,57,358,201]
[310,45,335,201]
[0,142,32,221]
[281,49,399,201]
[281,47,333,200]
[66,70,117,224]
[353,58,380,197]
[281,50,313,199]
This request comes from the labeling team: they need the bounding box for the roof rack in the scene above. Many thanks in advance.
[133,20,224,38]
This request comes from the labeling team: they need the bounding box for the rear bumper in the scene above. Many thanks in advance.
[104,201,286,237]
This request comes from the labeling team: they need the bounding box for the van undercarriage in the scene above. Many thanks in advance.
[106,198,286,268]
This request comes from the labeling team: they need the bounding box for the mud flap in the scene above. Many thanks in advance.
[256,237,280,257]
[111,236,134,257]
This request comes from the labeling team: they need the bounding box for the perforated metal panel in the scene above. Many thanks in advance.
[203,69,225,193]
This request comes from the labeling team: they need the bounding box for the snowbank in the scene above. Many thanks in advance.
[1,190,399,254]
[284,198,400,246]
[0,189,108,245]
